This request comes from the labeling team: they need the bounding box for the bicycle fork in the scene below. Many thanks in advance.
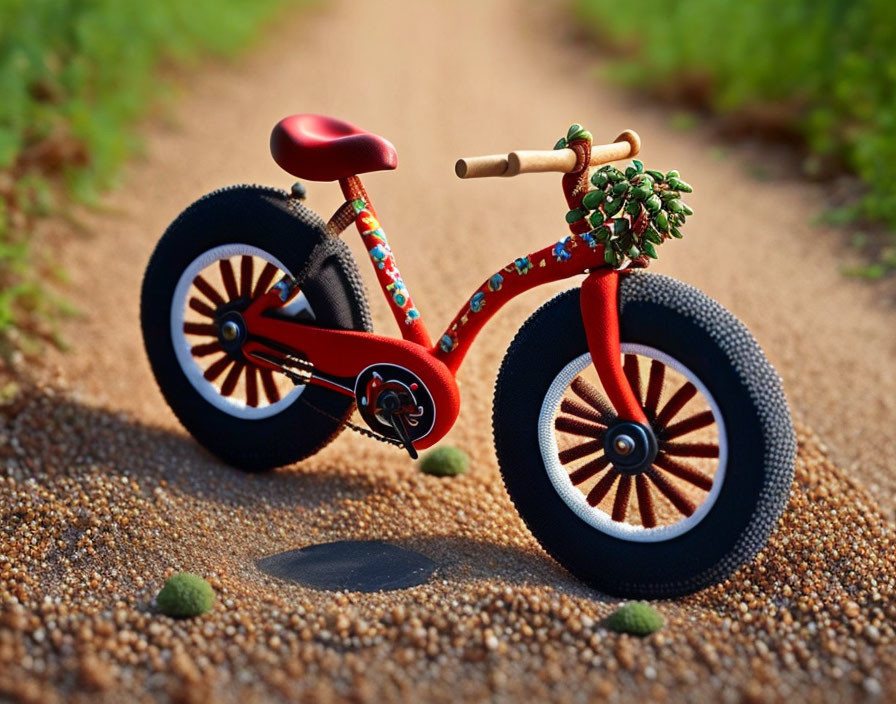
[579,268,648,426]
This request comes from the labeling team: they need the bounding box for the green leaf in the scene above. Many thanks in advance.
[604,197,624,217]
[612,218,630,235]
[565,208,586,224]
[590,171,609,189]
[592,225,611,241]
[611,180,630,195]
[582,190,604,210]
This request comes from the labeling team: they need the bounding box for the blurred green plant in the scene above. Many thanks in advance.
[156,572,215,618]
[575,0,896,273]
[418,446,470,477]
[0,0,297,355]
[605,601,663,636]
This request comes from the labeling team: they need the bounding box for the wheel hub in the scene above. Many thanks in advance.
[603,421,658,476]
[217,311,247,353]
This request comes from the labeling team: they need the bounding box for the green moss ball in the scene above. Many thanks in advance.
[418,446,469,477]
[605,601,663,636]
[156,572,215,618]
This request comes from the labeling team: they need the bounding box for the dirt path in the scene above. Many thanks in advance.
[49,0,896,517]
[6,0,895,701]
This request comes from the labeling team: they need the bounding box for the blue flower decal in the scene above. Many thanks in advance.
[370,244,388,269]
[470,292,486,312]
[579,231,598,248]
[488,273,504,292]
[514,257,533,275]
[553,236,572,261]
[439,332,458,353]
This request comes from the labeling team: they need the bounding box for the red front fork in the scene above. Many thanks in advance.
[580,269,647,424]
[563,134,646,425]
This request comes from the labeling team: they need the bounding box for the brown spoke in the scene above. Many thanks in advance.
[220,363,245,398]
[611,475,632,522]
[203,355,233,383]
[252,262,279,299]
[560,398,605,425]
[623,355,642,405]
[191,341,222,358]
[570,377,616,419]
[586,469,620,507]
[568,455,610,485]
[183,322,217,337]
[259,369,281,404]
[635,475,657,528]
[655,382,697,429]
[239,256,254,299]
[192,274,226,308]
[644,360,665,415]
[245,365,259,407]
[645,467,695,517]
[558,440,603,465]
[219,259,239,300]
[555,415,606,438]
[663,442,719,459]
[188,296,216,319]
[654,453,714,491]
[663,410,716,441]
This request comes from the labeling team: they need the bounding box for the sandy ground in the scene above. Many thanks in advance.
[2,0,896,701]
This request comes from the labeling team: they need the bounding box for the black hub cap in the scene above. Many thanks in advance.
[603,421,658,476]
[217,310,247,354]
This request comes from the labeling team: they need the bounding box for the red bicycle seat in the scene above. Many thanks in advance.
[270,114,398,182]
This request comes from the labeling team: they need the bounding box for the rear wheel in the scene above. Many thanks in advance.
[493,271,795,597]
[141,185,371,471]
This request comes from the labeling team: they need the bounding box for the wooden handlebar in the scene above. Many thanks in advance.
[455,130,640,179]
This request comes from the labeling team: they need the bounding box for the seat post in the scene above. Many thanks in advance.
[339,176,376,216]
[337,176,432,349]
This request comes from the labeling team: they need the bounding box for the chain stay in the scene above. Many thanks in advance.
[249,348,403,448]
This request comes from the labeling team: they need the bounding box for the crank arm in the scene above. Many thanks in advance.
[384,412,419,459]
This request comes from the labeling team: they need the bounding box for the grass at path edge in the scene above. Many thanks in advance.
[0,0,305,356]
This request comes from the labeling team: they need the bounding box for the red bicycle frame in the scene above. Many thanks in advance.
[242,149,645,451]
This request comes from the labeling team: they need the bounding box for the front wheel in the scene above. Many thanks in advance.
[492,271,796,598]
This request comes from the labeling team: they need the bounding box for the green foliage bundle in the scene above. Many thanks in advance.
[605,601,664,636]
[156,572,215,618]
[0,0,295,348]
[418,446,470,477]
[581,160,693,267]
[575,0,896,243]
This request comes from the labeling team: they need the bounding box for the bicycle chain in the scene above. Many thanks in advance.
[299,396,403,448]
[250,348,402,448]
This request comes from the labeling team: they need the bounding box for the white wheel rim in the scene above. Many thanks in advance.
[538,344,728,542]
[170,243,314,420]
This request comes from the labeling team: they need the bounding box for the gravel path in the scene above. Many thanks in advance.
[3,0,896,701]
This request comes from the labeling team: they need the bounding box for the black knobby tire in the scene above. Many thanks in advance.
[492,271,796,598]
[141,185,372,472]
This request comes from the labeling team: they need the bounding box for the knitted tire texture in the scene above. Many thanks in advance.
[141,185,372,472]
[493,271,796,598]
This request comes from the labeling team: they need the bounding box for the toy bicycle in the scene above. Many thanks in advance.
[141,114,796,597]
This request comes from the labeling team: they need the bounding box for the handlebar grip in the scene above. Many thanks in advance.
[505,149,578,176]
[455,130,641,179]
[454,154,509,179]
[591,129,641,167]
